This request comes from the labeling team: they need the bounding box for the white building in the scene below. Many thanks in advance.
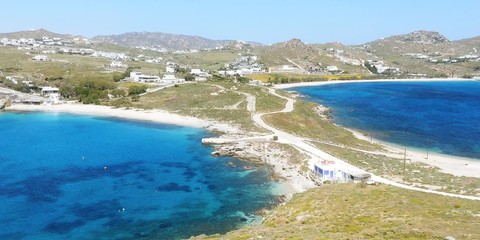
[130,72,161,82]
[268,65,298,73]
[218,70,242,76]
[166,66,175,73]
[40,86,59,95]
[161,74,185,84]
[190,69,209,77]
[32,55,48,61]
[326,65,339,71]
[110,61,125,68]
[40,87,61,104]
[311,159,371,183]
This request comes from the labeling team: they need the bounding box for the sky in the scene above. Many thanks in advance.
[0,0,478,45]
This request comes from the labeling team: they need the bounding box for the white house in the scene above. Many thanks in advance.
[161,74,185,84]
[130,72,161,82]
[249,80,264,86]
[190,69,209,77]
[32,55,49,61]
[166,66,175,73]
[40,86,59,96]
[312,160,340,182]
[326,65,339,71]
[311,158,371,183]
[110,61,125,68]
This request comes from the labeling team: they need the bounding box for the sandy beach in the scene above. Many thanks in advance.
[348,128,480,178]
[7,103,210,128]
[274,78,473,89]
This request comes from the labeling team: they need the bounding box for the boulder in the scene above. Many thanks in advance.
[0,99,8,110]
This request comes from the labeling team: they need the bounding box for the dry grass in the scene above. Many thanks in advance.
[192,184,480,240]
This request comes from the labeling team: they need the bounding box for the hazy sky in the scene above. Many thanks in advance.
[1,0,478,44]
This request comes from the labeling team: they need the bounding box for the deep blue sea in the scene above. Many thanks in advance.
[0,112,285,240]
[291,81,480,159]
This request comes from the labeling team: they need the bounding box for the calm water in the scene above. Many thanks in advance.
[0,112,284,240]
[291,81,480,159]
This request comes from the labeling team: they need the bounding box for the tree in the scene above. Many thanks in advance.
[128,84,147,96]
[113,74,123,82]
[184,74,195,81]
[59,85,76,99]
[110,89,127,97]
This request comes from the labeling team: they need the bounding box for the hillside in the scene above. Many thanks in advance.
[455,36,480,49]
[385,30,450,44]
[359,30,480,77]
[1,28,480,79]
[254,38,368,75]
[193,183,480,240]
[92,32,246,50]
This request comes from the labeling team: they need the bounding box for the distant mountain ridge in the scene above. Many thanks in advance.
[1,28,479,77]
[0,28,63,39]
[381,30,450,44]
[0,28,81,40]
[92,32,262,50]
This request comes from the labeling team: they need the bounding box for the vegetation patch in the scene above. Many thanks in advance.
[192,184,480,240]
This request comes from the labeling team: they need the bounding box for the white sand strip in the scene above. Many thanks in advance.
[348,128,480,178]
[7,103,210,128]
[274,78,474,89]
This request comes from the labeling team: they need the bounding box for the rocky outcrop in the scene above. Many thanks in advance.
[389,30,450,44]
[211,143,266,165]
[0,98,11,110]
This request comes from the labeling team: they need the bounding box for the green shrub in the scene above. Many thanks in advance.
[128,84,148,96]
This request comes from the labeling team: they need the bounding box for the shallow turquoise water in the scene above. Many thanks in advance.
[291,81,480,159]
[0,112,283,239]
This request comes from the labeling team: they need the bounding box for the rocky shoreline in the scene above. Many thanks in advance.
[202,128,319,195]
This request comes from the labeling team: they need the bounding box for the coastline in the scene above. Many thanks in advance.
[5,103,309,196]
[277,79,480,179]
[6,103,210,128]
[347,128,480,178]
[274,78,473,89]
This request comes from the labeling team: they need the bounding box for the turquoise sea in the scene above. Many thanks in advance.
[290,81,480,159]
[0,112,285,240]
